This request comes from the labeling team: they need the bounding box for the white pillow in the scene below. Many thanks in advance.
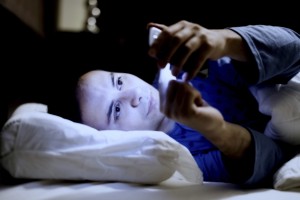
[273,153,300,190]
[0,103,202,184]
[250,71,300,145]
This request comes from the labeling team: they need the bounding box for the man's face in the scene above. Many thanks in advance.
[77,70,165,131]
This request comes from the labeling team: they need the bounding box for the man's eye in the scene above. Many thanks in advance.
[114,101,121,121]
[117,77,123,90]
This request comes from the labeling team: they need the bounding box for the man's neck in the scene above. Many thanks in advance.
[157,116,175,133]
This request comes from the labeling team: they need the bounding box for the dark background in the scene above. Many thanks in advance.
[0,1,299,126]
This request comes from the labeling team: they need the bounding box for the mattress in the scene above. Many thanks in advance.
[1,174,300,200]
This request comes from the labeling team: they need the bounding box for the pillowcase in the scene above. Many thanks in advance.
[273,153,300,190]
[0,103,202,184]
[249,72,300,145]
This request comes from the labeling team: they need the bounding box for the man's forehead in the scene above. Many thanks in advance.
[87,70,112,88]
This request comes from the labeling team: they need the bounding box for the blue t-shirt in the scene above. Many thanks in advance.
[155,58,270,182]
[152,25,300,187]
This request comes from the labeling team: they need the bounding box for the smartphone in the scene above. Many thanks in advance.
[149,27,162,46]
[148,26,208,78]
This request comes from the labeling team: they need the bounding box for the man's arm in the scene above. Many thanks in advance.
[229,25,300,85]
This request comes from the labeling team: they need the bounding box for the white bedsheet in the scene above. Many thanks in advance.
[1,173,300,200]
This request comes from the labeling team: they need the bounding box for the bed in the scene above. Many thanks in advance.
[1,175,300,200]
[1,103,300,199]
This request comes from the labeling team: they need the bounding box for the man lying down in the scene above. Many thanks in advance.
[2,21,300,187]
[76,21,300,188]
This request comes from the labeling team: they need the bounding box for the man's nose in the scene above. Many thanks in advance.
[121,88,143,107]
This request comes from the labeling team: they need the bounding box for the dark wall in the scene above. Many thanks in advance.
[1,1,299,126]
[0,5,47,126]
[95,1,300,80]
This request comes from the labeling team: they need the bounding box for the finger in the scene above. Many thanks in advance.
[173,83,192,118]
[194,93,204,106]
[161,29,192,71]
[147,22,167,30]
[148,23,186,68]
[182,57,207,81]
[184,46,210,81]
[169,32,202,77]
[169,42,194,77]
[163,80,178,118]
[147,23,168,63]
[155,26,185,68]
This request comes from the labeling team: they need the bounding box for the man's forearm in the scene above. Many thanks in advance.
[204,121,252,158]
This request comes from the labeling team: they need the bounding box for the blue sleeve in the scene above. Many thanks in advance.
[223,128,298,188]
[228,25,300,85]
[244,129,297,187]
